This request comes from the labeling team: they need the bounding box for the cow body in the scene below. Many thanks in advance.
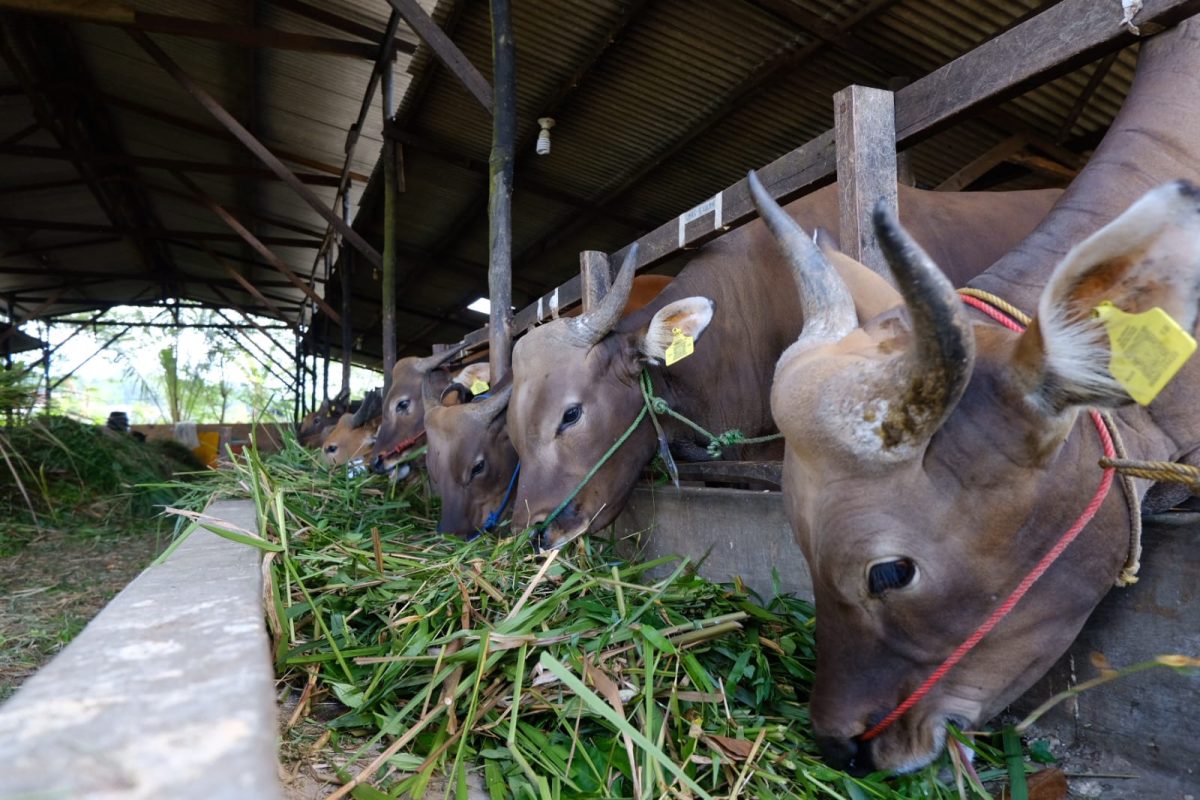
[764,19,1200,775]
[508,183,1062,547]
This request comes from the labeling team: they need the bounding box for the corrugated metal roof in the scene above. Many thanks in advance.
[0,0,1154,369]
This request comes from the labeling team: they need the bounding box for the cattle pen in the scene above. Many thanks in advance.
[1,1,1198,799]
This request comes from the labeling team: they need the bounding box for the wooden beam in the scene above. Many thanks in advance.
[380,53,398,388]
[0,286,66,347]
[212,251,299,329]
[0,176,87,196]
[103,94,369,183]
[2,143,342,186]
[0,216,322,248]
[1057,50,1120,142]
[1005,150,1079,182]
[172,172,340,323]
[0,235,120,258]
[890,0,1200,149]
[271,0,417,55]
[834,85,898,280]
[130,30,384,270]
[385,0,492,113]
[936,135,1028,192]
[0,1,383,58]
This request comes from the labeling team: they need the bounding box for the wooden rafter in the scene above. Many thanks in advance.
[0,216,321,248]
[384,0,491,113]
[271,0,418,54]
[3,143,342,186]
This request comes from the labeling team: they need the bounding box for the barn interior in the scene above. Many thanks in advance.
[0,0,1139,386]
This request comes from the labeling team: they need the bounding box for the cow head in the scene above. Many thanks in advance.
[509,247,714,548]
[425,379,519,537]
[320,389,383,468]
[369,352,457,477]
[756,176,1200,774]
[298,390,350,447]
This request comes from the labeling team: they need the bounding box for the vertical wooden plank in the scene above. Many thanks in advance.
[887,77,916,187]
[834,84,898,281]
[579,250,611,313]
[340,194,353,394]
[487,0,515,385]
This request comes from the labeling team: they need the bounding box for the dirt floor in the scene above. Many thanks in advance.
[0,524,167,701]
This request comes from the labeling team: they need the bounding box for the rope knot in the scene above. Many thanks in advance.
[650,396,671,415]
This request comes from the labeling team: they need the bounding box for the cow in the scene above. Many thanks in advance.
[298,390,351,448]
[367,351,464,479]
[506,182,1063,549]
[755,17,1200,776]
[320,389,383,469]
[423,274,674,537]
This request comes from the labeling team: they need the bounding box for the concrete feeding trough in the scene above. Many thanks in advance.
[0,500,281,800]
[613,487,1199,797]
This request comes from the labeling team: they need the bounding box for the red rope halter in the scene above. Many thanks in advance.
[380,428,426,460]
[860,293,1117,742]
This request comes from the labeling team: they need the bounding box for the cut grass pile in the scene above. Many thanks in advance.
[0,415,203,699]
[180,436,1048,800]
[0,415,202,552]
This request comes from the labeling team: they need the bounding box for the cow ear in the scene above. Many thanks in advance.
[637,297,714,363]
[1013,180,1200,414]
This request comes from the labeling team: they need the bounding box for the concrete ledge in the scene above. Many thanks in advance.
[610,485,812,601]
[0,499,282,800]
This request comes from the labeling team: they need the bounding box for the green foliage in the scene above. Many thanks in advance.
[0,416,204,544]
[172,438,1032,799]
[0,368,37,419]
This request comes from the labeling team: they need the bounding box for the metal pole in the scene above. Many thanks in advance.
[41,320,50,413]
[340,193,353,394]
[381,48,398,394]
[487,0,515,384]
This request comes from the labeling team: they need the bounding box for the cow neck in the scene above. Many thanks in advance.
[973,19,1200,314]
[861,290,1124,743]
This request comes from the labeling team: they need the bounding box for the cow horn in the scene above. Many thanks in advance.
[871,200,976,447]
[414,347,466,373]
[571,244,638,345]
[422,370,446,409]
[352,388,383,428]
[747,170,857,348]
[464,382,513,423]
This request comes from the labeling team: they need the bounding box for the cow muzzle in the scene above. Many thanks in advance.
[815,736,876,777]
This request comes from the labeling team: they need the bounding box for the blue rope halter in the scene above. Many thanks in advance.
[481,462,521,533]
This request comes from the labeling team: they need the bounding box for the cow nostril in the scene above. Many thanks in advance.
[815,735,876,777]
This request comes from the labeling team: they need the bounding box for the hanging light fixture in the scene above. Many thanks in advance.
[536,117,555,155]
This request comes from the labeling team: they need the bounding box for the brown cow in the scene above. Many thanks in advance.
[320,389,383,468]
[507,182,1062,549]
[757,18,1200,776]
[367,351,462,479]
[298,390,351,448]
[424,275,673,537]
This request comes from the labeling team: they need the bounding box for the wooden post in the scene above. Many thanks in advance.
[834,85,898,282]
[294,336,303,423]
[487,0,515,385]
[322,247,331,399]
[579,250,611,313]
[381,50,398,394]
[41,322,50,413]
[340,194,353,394]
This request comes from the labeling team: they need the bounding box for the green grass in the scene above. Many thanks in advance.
[175,435,1039,799]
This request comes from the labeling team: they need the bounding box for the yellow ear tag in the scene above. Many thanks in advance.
[1093,301,1197,406]
[469,378,490,395]
[664,327,694,367]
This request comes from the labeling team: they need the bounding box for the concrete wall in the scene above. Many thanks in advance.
[0,500,282,800]
[132,422,289,454]
[612,486,1198,797]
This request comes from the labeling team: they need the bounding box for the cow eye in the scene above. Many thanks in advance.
[867,558,917,596]
[470,458,486,478]
[325,444,338,453]
[396,398,411,413]
[558,404,582,432]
